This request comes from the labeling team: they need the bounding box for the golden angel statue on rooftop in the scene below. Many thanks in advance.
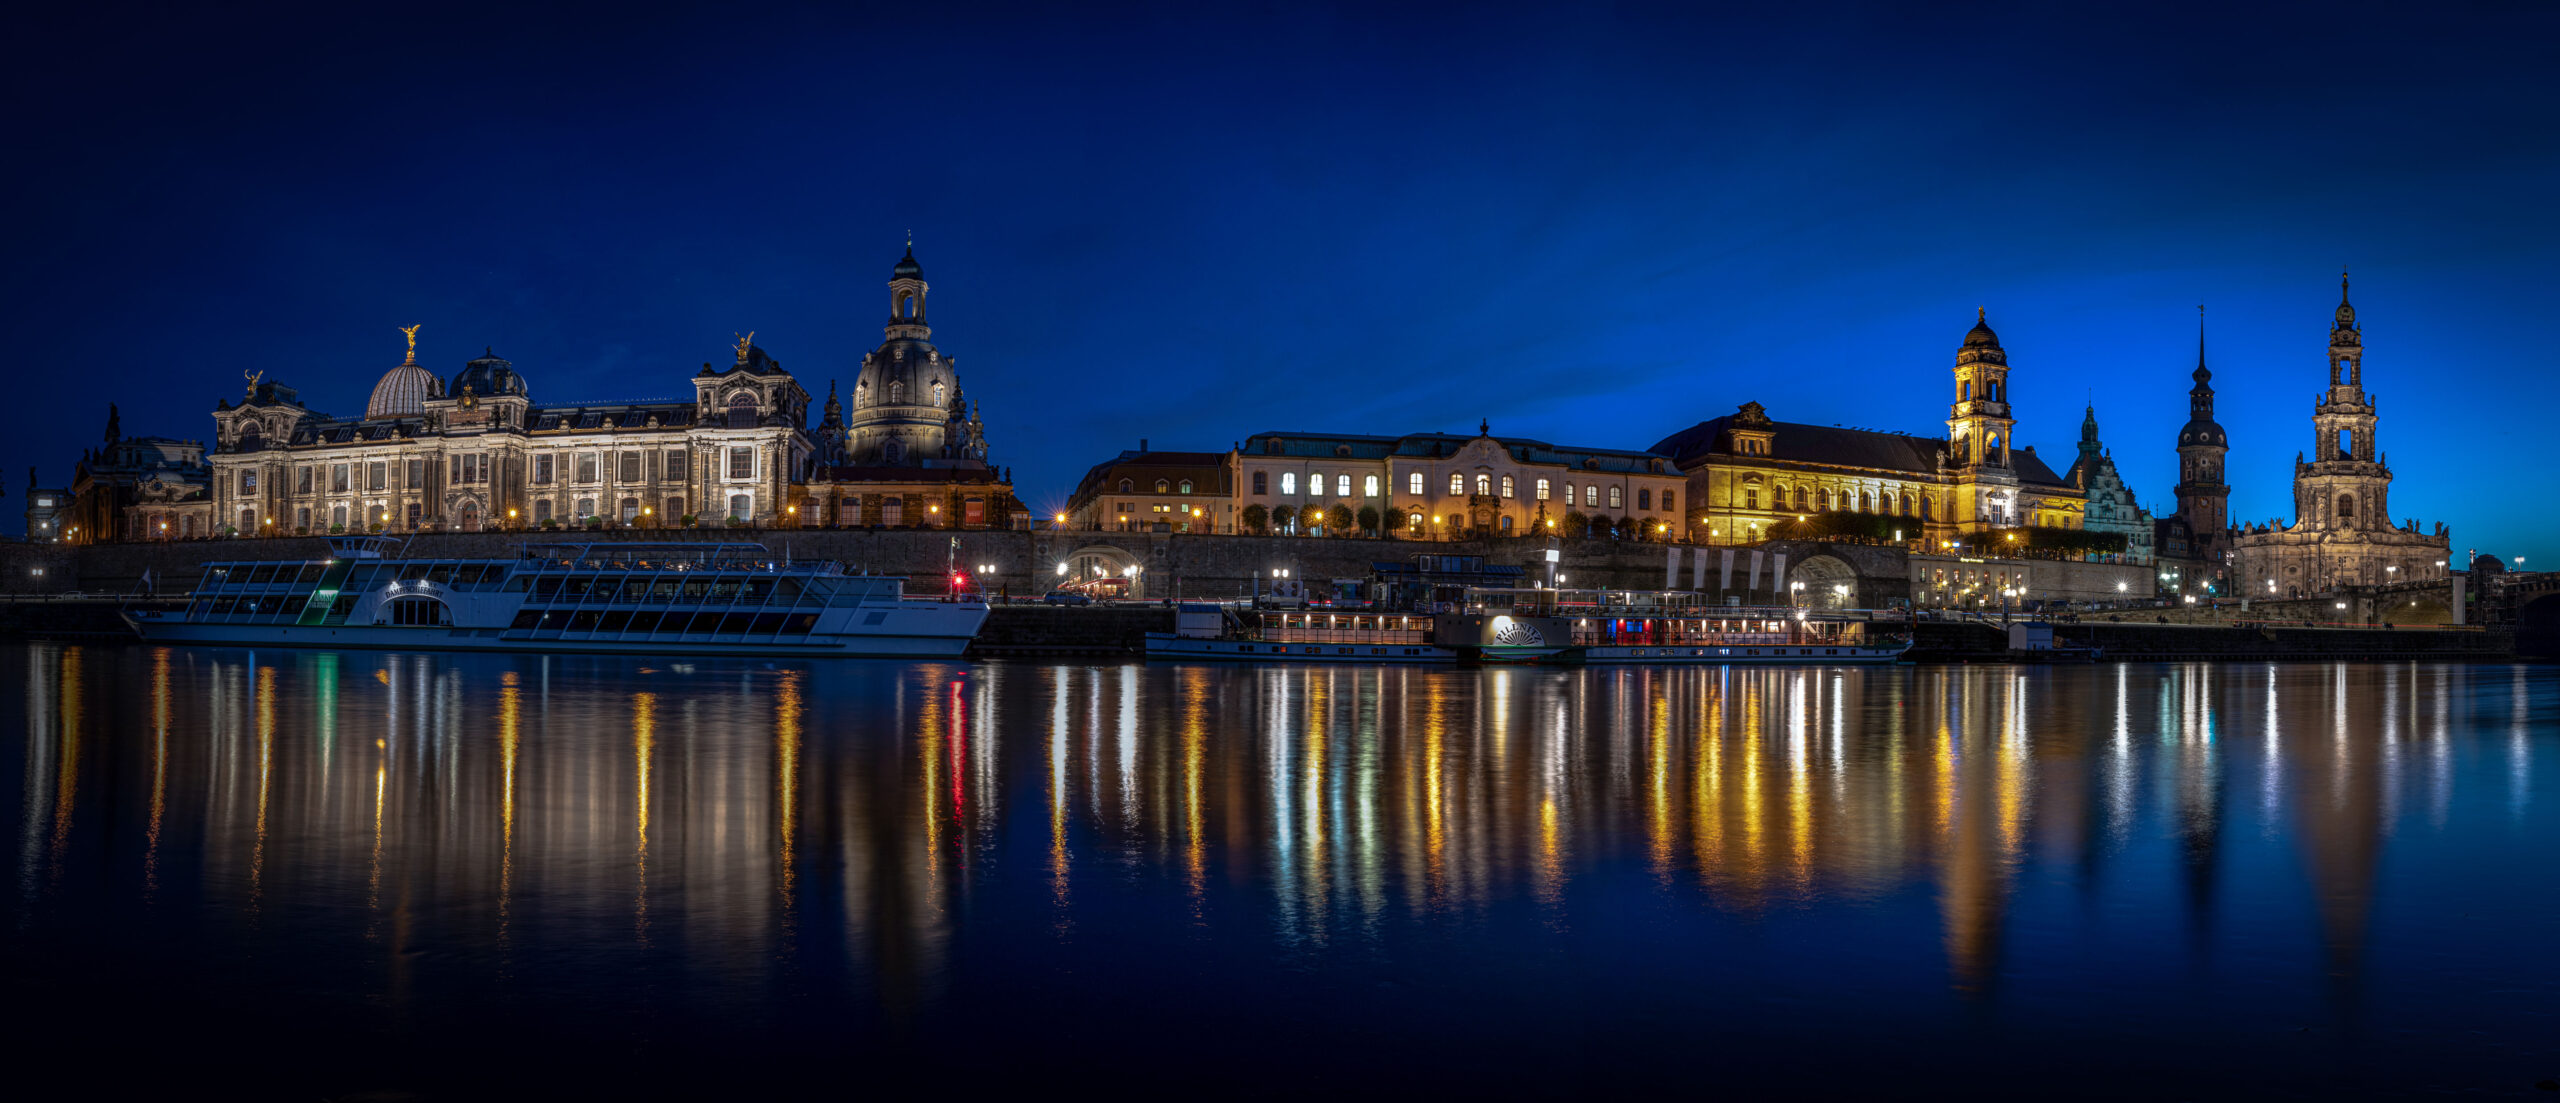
[734,331,755,362]
[400,324,421,362]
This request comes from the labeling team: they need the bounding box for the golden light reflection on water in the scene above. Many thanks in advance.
[5,647,2552,1005]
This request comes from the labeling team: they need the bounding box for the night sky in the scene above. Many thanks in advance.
[9,3,2555,556]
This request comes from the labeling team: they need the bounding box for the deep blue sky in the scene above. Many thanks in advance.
[9,2,2555,554]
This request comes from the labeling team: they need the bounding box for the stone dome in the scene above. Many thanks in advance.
[366,361,439,419]
[2178,419,2226,447]
[892,245,922,280]
[450,349,528,399]
[1961,308,2001,348]
[850,337,950,412]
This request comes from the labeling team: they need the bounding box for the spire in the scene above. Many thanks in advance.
[2081,403,2099,443]
[2333,267,2359,335]
[2193,304,2212,386]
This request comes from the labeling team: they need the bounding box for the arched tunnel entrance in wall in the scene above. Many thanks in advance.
[1786,553,1862,609]
[1058,544,1148,600]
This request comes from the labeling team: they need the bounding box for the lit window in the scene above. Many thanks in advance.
[1500,475,1514,499]
[1535,479,1550,501]
[1408,472,1423,495]
[1476,474,1491,496]
[1336,474,1350,497]
[1584,486,1598,507]
[1156,479,1169,493]
[1608,486,1622,509]
[1281,472,1297,495]
[1363,475,1378,498]
[1179,480,1193,494]
[1311,470,1325,497]
[1448,473,1463,495]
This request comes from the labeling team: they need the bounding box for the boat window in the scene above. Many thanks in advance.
[748,613,787,635]
[789,613,818,634]
[714,611,754,635]
[330,593,356,618]
[621,576,652,602]
[398,563,431,581]
[387,596,449,627]
[245,564,279,585]
[531,576,563,600]
[509,610,544,630]
[597,611,633,633]
[565,610,603,633]
[627,611,663,634]
[652,579,680,602]
[295,563,325,584]
[427,563,457,585]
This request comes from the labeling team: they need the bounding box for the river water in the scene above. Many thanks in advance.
[5,643,2555,1098]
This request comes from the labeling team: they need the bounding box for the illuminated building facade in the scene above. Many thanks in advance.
[1654,312,2088,546]
[188,246,1016,539]
[2231,275,2451,595]
[1230,423,1687,538]
[1065,443,1236,532]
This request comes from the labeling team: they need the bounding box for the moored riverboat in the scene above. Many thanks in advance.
[123,537,986,657]
[1486,588,1912,665]
[1143,603,1571,664]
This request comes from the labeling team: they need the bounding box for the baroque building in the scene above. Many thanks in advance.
[2231,275,2450,595]
[2064,405,2155,563]
[193,247,1015,539]
[800,246,1021,529]
[64,404,213,543]
[1066,441,1236,532]
[1228,423,1687,538]
[1655,311,2088,546]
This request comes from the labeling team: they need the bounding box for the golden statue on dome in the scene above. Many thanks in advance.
[400,324,421,363]
[734,331,755,363]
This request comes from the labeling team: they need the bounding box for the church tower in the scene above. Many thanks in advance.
[1942,309,2024,532]
[847,243,967,467]
[1945,309,2014,471]
[2294,271,2390,531]
[2174,307,2230,539]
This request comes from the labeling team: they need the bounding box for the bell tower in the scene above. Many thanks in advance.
[1945,308,2015,471]
[887,241,929,341]
[2174,306,2230,539]
[2296,271,2389,531]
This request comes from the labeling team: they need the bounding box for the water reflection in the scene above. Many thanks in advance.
[4,645,2556,1092]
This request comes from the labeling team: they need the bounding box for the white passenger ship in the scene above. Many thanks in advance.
[124,537,987,657]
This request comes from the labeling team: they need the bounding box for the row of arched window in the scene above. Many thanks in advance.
[1122,477,1197,494]
[1740,482,1937,520]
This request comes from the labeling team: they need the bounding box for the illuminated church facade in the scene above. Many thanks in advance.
[2230,276,2450,595]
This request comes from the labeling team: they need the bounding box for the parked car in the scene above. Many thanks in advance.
[1043,590,1093,606]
